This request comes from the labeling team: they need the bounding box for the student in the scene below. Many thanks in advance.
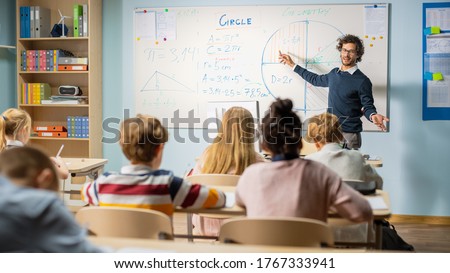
[0,146,60,191]
[305,112,383,189]
[0,175,102,252]
[190,107,264,236]
[279,34,389,149]
[236,98,372,224]
[0,108,32,151]
[81,114,226,216]
[0,108,69,179]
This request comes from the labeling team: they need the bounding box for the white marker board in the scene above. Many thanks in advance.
[134,4,389,129]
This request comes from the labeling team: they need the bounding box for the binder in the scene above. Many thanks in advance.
[58,65,88,71]
[39,83,51,102]
[82,4,88,37]
[35,6,51,38]
[24,6,30,38]
[38,131,68,138]
[20,7,25,38]
[73,5,82,37]
[30,6,35,38]
[34,125,67,132]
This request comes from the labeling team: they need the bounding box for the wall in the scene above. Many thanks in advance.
[0,0,17,110]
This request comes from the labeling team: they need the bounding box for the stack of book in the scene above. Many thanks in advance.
[67,116,89,138]
[34,125,67,138]
[21,83,51,104]
[41,95,88,105]
[58,57,88,71]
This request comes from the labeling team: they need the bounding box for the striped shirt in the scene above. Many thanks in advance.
[81,165,226,216]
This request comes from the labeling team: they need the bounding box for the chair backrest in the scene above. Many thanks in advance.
[219,217,334,247]
[185,174,240,186]
[75,206,174,240]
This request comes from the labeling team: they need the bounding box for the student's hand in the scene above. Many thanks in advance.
[371,114,389,131]
[50,156,70,180]
[278,51,295,68]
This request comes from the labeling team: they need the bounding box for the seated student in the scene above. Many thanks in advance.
[0,175,101,252]
[304,112,383,189]
[0,147,60,191]
[190,107,264,236]
[0,108,69,179]
[81,114,226,216]
[236,98,372,224]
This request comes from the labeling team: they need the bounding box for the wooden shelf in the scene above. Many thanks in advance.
[19,104,89,108]
[30,137,89,141]
[17,0,102,158]
[0,45,16,49]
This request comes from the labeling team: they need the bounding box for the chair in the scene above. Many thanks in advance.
[219,217,334,247]
[185,174,240,186]
[75,206,174,240]
[184,174,241,240]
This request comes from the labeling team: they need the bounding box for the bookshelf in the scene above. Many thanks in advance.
[16,0,102,158]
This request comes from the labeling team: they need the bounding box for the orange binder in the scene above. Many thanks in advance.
[38,132,68,138]
[34,126,67,132]
[58,65,88,71]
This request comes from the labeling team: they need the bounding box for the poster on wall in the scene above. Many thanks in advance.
[423,2,450,120]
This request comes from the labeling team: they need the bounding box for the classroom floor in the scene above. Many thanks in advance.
[172,213,450,252]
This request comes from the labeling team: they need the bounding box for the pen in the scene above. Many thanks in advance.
[56,144,64,157]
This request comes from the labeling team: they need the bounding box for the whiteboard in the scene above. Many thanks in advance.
[134,4,389,129]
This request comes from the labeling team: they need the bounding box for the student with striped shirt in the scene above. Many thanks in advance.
[81,114,226,216]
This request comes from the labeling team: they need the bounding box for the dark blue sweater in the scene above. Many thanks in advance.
[294,66,377,133]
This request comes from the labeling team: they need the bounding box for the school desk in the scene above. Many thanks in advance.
[61,158,108,211]
[175,187,391,249]
[89,236,374,253]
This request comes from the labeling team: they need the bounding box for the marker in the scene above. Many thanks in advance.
[56,144,64,157]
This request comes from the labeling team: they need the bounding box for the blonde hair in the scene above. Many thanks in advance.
[0,146,59,191]
[202,107,257,175]
[0,108,32,151]
[306,112,344,144]
[120,114,169,163]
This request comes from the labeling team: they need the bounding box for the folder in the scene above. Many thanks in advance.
[58,65,88,71]
[20,7,25,38]
[82,4,88,37]
[30,6,35,38]
[38,131,68,138]
[35,6,51,38]
[24,6,30,38]
[34,125,67,132]
[73,5,82,37]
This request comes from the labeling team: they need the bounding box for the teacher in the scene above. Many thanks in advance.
[279,34,389,149]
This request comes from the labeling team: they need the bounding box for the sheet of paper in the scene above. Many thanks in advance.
[366,196,388,210]
[156,11,176,41]
[364,4,387,36]
[426,7,450,31]
[135,10,156,40]
[225,192,235,208]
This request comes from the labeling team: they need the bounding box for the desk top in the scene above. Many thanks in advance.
[63,158,108,173]
[89,236,372,253]
[175,187,391,220]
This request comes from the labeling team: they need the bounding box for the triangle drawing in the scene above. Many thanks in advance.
[141,71,194,93]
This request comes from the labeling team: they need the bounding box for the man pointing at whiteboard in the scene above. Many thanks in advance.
[279,34,389,149]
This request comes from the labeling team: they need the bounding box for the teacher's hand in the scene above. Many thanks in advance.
[278,51,295,68]
[371,114,389,131]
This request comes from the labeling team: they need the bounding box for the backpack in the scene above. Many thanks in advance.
[381,220,414,251]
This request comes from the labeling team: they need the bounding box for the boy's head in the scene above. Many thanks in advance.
[120,114,168,165]
[0,146,59,191]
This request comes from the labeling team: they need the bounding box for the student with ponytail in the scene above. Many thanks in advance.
[0,108,69,179]
[236,98,372,224]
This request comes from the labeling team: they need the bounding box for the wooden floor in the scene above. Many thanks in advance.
[173,214,450,252]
